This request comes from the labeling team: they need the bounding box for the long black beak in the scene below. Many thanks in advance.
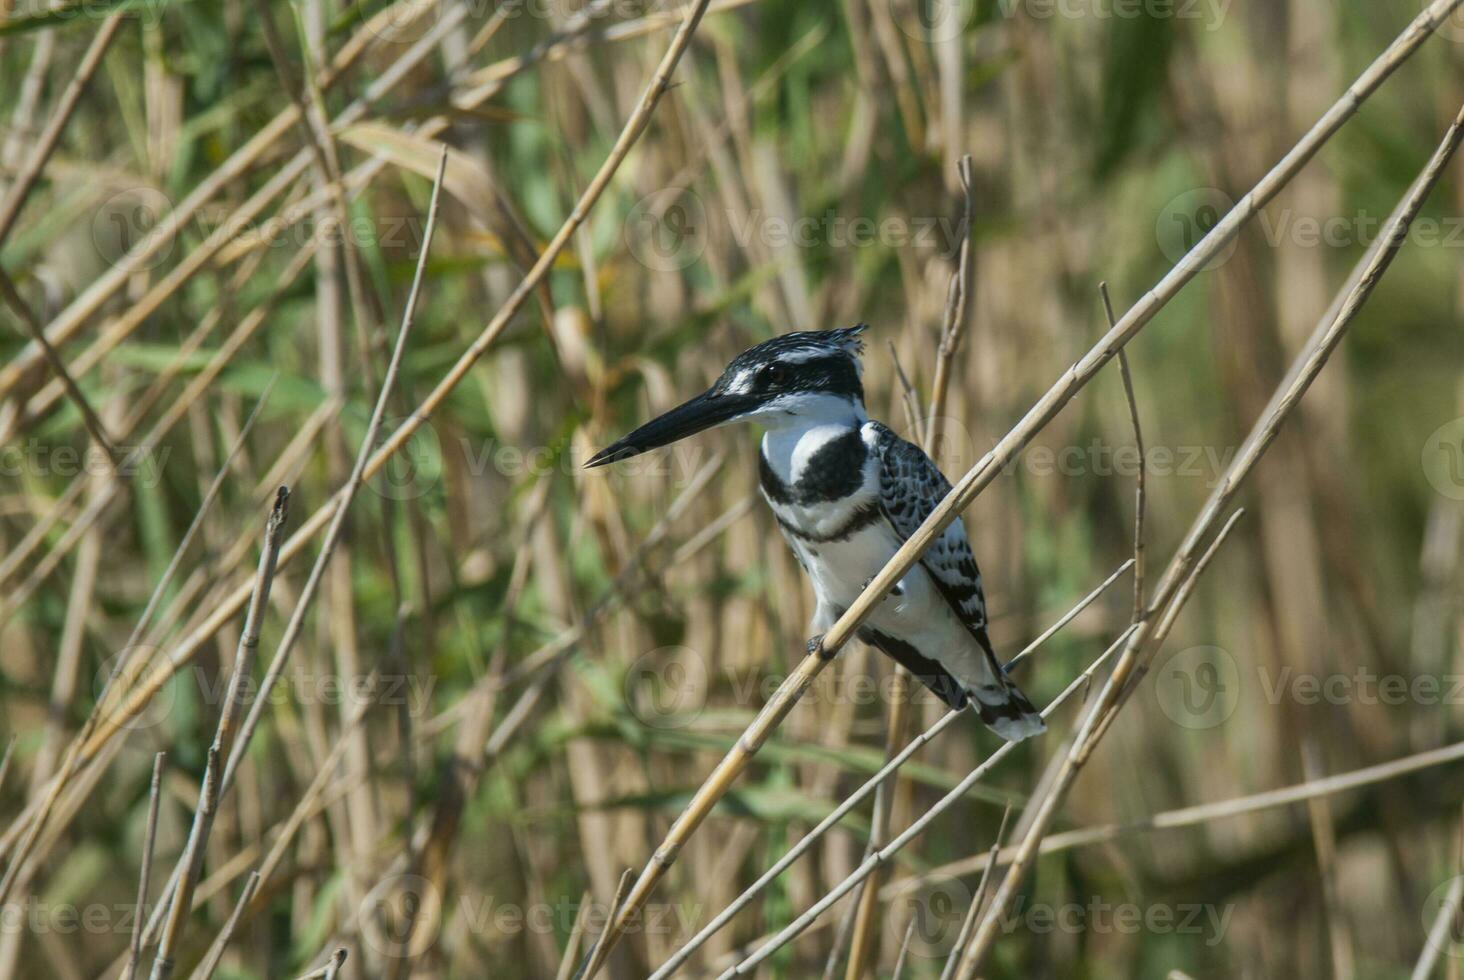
[585,389,757,468]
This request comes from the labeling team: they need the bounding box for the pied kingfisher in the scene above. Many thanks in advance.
[587,325,1044,741]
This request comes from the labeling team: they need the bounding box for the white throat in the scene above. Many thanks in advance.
[759,394,867,486]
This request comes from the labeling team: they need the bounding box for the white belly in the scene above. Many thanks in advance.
[777,507,996,693]
[756,418,997,694]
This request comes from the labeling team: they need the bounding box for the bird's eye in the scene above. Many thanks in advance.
[760,363,787,385]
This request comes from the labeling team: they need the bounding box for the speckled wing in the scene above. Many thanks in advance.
[862,421,992,647]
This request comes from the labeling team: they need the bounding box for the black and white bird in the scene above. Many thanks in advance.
[586,326,1044,741]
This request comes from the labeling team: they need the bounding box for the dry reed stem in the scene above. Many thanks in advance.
[150,486,292,980]
[0,383,274,876]
[188,870,260,980]
[555,891,596,980]
[121,752,165,980]
[251,675,377,890]
[294,948,347,980]
[0,245,276,591]
[889,738,1464,885]
[1412,855,1464,978]
[225,0,760,280]
[0,739,13,798]
[482,451,726,760]
[888,920,917,980]
[143,671,376,976]
[0,477,84,586]
[958,94,1464,973]
[845,152,976,980]
[0,245,313,613]
[949,508,1243,979]
[1100,281,1146,621]
[19,0,715,802]
[0,267,117,458]
[0,0,425,401]
[131,148,449,960]
[390,481,554,973]
[922,154,975,455]
[647,559,1133,979]
[940,805,1010,980]
[716,623,1146,977]
[416,468,731,754]
[7,0,474,429]
[0,8,123,246]
[585,4,1463,967]
[580,869,635,980]
[739,517,1237,979]
[1302,740,1354,979]
[323,949,348,980]
[0,0,746,653]
[885,341,924,444]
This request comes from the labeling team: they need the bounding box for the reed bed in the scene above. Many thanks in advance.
[2,1,1464,977]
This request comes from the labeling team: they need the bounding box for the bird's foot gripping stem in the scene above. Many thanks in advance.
[806,634,837,659]
[861,576,904,598]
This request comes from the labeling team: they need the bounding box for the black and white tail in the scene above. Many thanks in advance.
[968,674,1045,742]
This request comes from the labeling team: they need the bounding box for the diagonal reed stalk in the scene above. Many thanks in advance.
[11,0,745,428]
[574,3,1464,970]
[0,9,123,248]
[149,486,292,980]
[647,559,1133,978]
[0,0,715,866]
[724,514,1241,978]
[951,94,1464,977]
[880,737,1464,886]
[1413,855,1464,978]
[127,147,449,966]
[188,869,260,980]
[0,381,276,892]
[940,805,1010,980]
[120,752,165,980]
[0,0,431,403]
[843,151,976,980]
[718,622,1140,976]
[0,267,117,460]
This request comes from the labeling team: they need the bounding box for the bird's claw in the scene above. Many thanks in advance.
[806,634,828,658]
[862,577,904,598]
